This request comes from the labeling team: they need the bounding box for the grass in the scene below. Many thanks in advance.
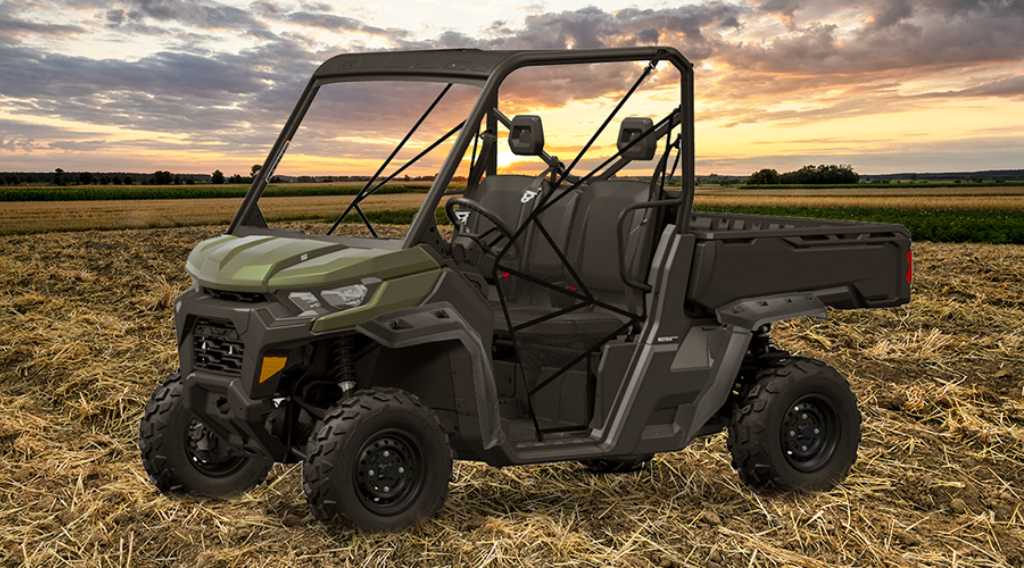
[0,223,1021,565]
[0,181,432,202]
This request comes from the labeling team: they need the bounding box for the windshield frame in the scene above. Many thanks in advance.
[227,73,486,239]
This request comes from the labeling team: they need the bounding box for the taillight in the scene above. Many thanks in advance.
[905,249,913,284]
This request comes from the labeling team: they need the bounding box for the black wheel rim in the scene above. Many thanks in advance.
[780,395,840,473]
[185,419,248,477]
[354,429,423,516]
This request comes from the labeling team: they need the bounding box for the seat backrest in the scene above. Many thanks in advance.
[461,174,544,238]
[567,180,659,312]
[513,186,583,305]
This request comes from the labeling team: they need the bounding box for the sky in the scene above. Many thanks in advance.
[0,0,1022,176]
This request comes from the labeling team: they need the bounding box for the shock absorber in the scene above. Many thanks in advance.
[331,333,357,394]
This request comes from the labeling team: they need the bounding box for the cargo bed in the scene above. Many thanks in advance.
[686,212,912,312]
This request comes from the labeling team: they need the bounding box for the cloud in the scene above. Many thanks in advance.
[117,0,266,31]
[917,75,1024,99]
[0,1,1020,174]
[723,0,1024,74]
[284,11,405,36]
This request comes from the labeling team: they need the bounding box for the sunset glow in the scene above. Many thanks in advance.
[0,0,1021,176]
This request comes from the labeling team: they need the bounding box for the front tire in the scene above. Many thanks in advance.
[727,357,861,492]
[302,388,452,531]
[139,372,272,497]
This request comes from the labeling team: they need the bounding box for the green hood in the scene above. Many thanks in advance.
[186,234,439,292]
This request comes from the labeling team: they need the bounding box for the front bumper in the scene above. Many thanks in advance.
[174,289,316,460]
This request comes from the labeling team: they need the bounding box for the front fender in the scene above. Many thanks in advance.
[310,269,442,333]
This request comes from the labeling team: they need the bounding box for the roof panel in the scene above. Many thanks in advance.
[313,49,516,80]
[312,47,691,82]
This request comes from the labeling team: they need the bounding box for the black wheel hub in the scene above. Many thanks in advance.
[354,430,422,515]
[781,395,839,472]
[186,419,247,477]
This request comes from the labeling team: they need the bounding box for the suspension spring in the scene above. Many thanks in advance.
[332,334,357,393]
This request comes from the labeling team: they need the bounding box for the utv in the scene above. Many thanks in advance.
[139,47,912,531]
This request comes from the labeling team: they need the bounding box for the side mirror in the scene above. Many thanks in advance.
[508,115,545,156]
[617,117,656,161]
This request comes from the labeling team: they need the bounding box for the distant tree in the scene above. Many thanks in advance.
[150,170,173,185]
[228,174,245,184]
[211,169,225,184]
[748,168,780,185]
[122,175,133,185]
[250,164,262,178]
[112,176,122,185]
[185,178,195,185]
[53,168,65,186]
[77,171,95,185]
[778,164,858,184]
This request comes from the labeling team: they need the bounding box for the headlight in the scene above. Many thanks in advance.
[288,291,324,317]
[322,283,369,309]
[287,283,372,317]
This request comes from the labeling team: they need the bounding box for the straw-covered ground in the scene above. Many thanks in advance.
[0,224,1021,567]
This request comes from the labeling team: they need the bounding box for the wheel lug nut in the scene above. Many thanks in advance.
[383,486,390,492]
[789,430,795,437]
[398,466,405,473]
[801,414,808,419]
[383,450,390,457]
[801,445,808,451]
[814,428,820,434]
[368,469,375,477]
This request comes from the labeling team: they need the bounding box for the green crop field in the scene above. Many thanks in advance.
[696,205,1024,244]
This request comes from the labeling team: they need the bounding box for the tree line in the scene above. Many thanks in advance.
[0,165,267,186]
[748,164,860,185]
[0,165,443,186]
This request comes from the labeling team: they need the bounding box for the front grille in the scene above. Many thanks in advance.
[206,289,267,303]
[193,319,244,375]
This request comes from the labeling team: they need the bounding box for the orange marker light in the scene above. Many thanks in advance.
[259,355,287,383]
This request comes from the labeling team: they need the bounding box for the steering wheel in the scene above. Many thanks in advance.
[445,197,519,264]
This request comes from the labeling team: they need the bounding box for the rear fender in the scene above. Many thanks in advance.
[715,290,833,329]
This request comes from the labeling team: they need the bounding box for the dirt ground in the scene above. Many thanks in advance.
[0,225,1021,567]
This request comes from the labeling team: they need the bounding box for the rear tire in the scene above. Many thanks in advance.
[727,357,860,492]
[139,372,272,497]
[302,388,452,531]
[579,455,653,474]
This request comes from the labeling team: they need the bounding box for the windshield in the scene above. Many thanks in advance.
[254,80,482,239]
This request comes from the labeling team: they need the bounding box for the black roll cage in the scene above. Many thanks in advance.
[228,47,695,241]
[228,48,696,441]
